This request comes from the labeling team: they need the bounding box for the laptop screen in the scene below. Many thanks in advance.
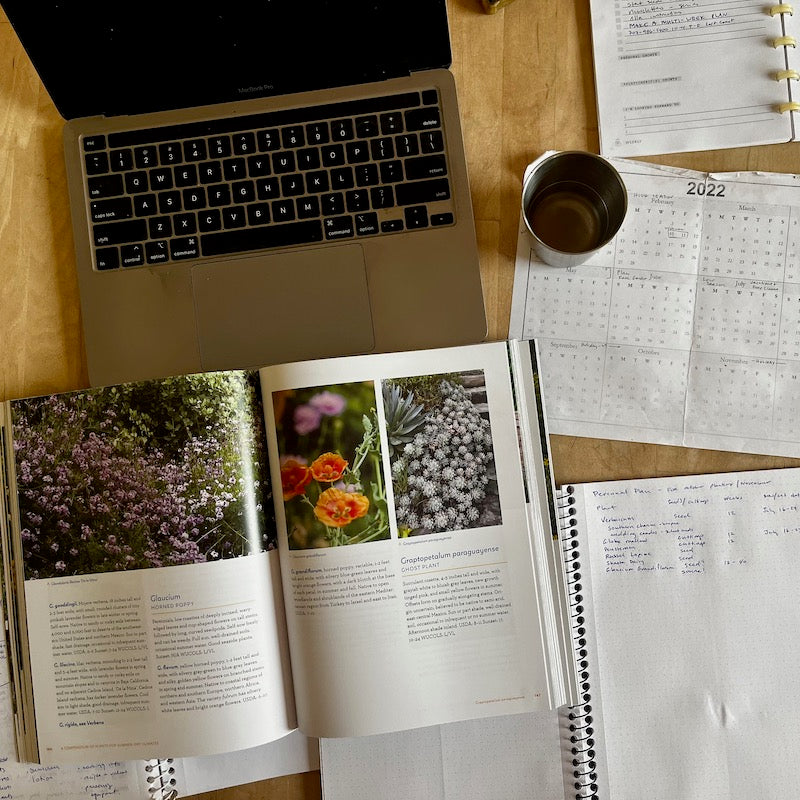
[1,0,452,119]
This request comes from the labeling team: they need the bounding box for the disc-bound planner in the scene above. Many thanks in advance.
[556,466,800,799]
[590,2,800,156]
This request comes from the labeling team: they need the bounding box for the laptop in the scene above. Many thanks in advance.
[1,1,487,386]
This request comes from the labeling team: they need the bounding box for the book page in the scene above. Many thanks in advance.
[510,157,800,457]
[3,372,296,763]
[319,711,563,800]
[590,1,793,156]
[259,342,556,738]
[571,466,800,799]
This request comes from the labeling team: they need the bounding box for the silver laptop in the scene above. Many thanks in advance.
[2,1,487,386]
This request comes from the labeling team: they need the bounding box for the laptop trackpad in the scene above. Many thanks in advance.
[192,244,375,371]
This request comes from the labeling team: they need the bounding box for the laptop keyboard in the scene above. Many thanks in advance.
[81,89,455,270]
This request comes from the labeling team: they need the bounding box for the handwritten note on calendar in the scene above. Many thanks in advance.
[509,158,800,457]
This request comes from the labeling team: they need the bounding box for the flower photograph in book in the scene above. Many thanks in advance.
[11,372,274,580]
[273,382,390,549]
[383,371,501,536]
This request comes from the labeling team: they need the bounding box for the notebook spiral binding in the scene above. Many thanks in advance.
[144,759,178,800]
[557,486,598,800]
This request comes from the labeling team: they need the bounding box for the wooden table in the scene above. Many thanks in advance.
[2,1,800,798]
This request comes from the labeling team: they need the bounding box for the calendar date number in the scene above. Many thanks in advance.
[686,181,726,197]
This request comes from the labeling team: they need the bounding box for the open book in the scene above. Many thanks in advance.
[321,464,800,799]
[589,2,800,156]
[0,341,575,765]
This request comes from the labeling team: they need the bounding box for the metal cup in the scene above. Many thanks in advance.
[521,151,627,267]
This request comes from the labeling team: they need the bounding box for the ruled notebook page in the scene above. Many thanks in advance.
[589,1,794,157]
[572,467,800,799]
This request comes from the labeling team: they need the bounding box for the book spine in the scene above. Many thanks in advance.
[556,486,598,800]
[145,759,178,800]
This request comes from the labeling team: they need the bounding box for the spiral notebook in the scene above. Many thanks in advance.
[590,2,800,156]
[322,465,800,799]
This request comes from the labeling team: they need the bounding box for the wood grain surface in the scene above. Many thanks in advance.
[2,0,800,797]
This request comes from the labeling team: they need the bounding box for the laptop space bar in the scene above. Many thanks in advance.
[201,220,323,257]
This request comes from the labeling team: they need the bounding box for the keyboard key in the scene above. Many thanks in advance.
[148,216,172,238]
[331,167,354,191]
[379,160,403,183]
[208,184,232,206]
[233,132,256,154]
[257,129,280,151]
[158,191,182,213]
[431,212,454,226]
[370,186,394,209]
[281,127,305,148]
[184,140,207,161]
[170,236,200,260]
[120,243,144,267]
[370,138,394,160]
[247,203,271,226]
[346,141,370,163]
[85,152,109,175]
[280,174,305,196]
[199,162,222,183]
[321,192,344,216]
[355,116,379,138]
[149,168,174,190]
[306,122,329,145]
[272,200,296,222]
[422,89,438,105]
[420,130,445,153]
[88,174,124,198]
[223,158,247,180]
[182,187,206,210]
[159,142,182,165]
[90,197,133,222]
[146,240,169,264]
[346,190,369,212]
[201,220,323,256]
[380,112,404,135]
[355,164,379,187]
[83,135,106,152]
[93,219,147,246]
[395,134,419,157]
[404,205,429,229]
[95,246,119,270]
[297,148,321,170]
[199,209,222,232]
[110,149,133,171]
[125,171,149,193]
[331,119,354,141]
[395,177,450,205]
[174,164,198,187]
[324,215,354,240]
[232,180,256,203]
[297,196,320,219]
[306,171,329,193]
[355,212,379,236]
[256,177,280,200]
[134,146,158,168]
[209,136,232,158]
[405,107,441,131]
[381,219,403,233]
[222,206,247,229]
[272,152,296,173]
[321,145,345,168]
[247,155,272,176]
[173,213,197,235]
[134,194,158,216]
[404,154,448,181]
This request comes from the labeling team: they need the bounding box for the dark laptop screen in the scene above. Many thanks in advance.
[1,0,452,119]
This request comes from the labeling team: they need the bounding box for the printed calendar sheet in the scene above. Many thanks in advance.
[509,159,800,457]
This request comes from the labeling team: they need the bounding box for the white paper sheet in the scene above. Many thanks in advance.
[510,157,800,457]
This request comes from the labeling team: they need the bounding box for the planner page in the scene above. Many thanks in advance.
[569,466,800,799]
[589,1,794,157]
[509,158,800,458]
